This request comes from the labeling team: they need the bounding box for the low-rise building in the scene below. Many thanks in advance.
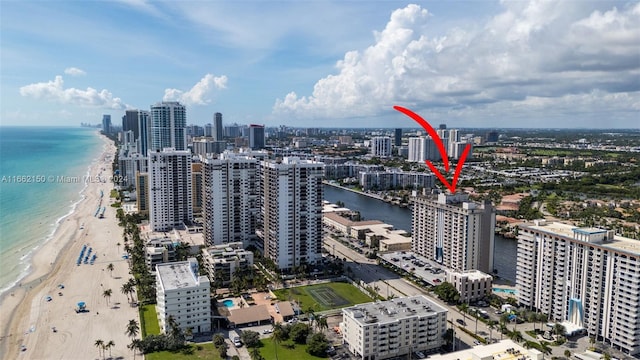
[146,236,177,271]
[341,295,447,360]
[156,258,211,334]
[379,237,412,253]
[445,269,492,303]
[429,339,542,360]
[201,242,254,287]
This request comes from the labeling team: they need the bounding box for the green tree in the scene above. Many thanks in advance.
[459,303,469,326]
[564,349,572,358]
[126,319,140,340]
[213,333,226,348]
[128,338,143,360]
[289,322,311,344]
[217,340,229,358]
[317,315,329,334]
[121,282,133,304]
[271,323,286,360]
[433,282,460,303]
[306,332,329,357]
[241,330,261,348]
[554,323,566,338]
[250,346,264,360]
[487,320,497,343]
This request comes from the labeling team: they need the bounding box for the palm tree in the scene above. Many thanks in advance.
[94,339,104,359]
[306,306,316,330]
[116,242,121,254]
[121,282,132,304]
[107,263,115,278]
[126,278,137,302]
[511,331,524,343]
[250,346,263,360]
[459,303,469,326]
[126,319,140,340]
[487,320,496,343]
[184,327,193,341]
[106,340,114,359]
[102,288,112,307]
[528,312,538,332]
[128,338,142,360]
[554,323,566,339]
[317,315,329,334]
[538,313,548,333]
[271,323,286,360]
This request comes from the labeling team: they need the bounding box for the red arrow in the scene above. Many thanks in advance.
[393,105,470,193]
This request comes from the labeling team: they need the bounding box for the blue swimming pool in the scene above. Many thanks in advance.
[493,288,517,295]
[222,299,234,307]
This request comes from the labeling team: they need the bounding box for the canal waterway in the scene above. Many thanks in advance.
[323,184,518,282]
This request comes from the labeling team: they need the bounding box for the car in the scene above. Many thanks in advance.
[473,340,481,345]
[433,279,441,283]
[262,329,273,334]
[415,351,426,359]
[456,319,466,325]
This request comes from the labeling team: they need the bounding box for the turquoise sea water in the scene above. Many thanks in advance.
[0,127,103,294]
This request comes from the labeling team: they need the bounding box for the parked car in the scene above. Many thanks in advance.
[456,319,466,325]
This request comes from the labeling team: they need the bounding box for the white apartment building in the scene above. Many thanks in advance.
[445,269,492,303]
[370,136,392,157]
[412,193,495,274]
[201,153,259,246]
[149,148,193,232]
[407,137,446,163]
[156,258,211,334]
[341,295,448,360]
[150,101,187,151]
[201,242,254,286]
[261,157,324,271]
[516,221,640,357]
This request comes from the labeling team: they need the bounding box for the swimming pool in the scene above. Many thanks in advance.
[493,288,517,295]
[222,299,234,307]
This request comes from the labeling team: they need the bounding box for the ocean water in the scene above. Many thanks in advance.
[0,127,103,294]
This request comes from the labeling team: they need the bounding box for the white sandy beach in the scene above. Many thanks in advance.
[0,135,140,360]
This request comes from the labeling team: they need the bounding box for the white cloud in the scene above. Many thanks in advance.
[19,75,127,110]
[273,2,640,122]
[163,74,228,105]
[64,67,86,76]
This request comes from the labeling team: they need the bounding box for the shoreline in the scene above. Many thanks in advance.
[0,134,139,359]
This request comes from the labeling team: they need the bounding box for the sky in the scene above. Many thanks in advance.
[1,0,639,129]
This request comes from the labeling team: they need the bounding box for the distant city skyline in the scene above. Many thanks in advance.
[1,1,638,129]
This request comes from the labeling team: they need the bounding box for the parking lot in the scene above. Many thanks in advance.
[379,251,447,286]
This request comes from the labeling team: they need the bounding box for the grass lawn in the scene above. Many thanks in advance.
[140,304,160,336]
[145,343,223,360]
[273,282,372,312]
[259,339,327,360]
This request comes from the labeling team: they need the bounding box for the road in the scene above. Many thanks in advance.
[322,234,610,358]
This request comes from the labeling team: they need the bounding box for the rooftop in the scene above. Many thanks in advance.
[428,339,542,360]
[156,259,208,291]
[343,295,446,325]
[523,221,640,255]
[227,304,271,326]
